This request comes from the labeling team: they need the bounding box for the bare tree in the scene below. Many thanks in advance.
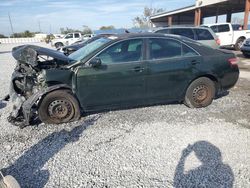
[82,26,92,35]
[99,25,115,30]
[133,6,164,28]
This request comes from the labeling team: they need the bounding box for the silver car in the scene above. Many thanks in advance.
[154,27,220,49]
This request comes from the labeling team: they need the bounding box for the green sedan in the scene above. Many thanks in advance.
[8,33,239,126]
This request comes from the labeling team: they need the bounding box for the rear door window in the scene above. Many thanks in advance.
[149,38,182,60]
[217,24,230,32]
[171,28,195,40]
[155,29,170,34]
[182,44,199,57]
[74,33,80,38]
[195,29,214,40]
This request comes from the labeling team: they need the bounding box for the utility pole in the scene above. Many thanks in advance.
[49,24,52,34]
[8,12,14,37]
[38,20,41,32]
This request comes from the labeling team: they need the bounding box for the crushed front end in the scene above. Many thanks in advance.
[7,45,73,127]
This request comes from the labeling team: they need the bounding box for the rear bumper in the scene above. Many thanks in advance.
[220,67,239,91]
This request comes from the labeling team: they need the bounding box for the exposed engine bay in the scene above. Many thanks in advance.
[8,45,74,128]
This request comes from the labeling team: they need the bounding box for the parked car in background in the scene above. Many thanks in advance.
[203,23,250,50]
[240,38,250,57]
[51,32,82,48]
[82,34,95,41]
[58,34,114,55]
[8,33,239,126]
[154,26,220,48]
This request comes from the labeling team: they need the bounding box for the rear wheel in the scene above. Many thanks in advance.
[235,38,245,51]
[0,175,20,188]
[38,90,81,124]
[184,77,215,108]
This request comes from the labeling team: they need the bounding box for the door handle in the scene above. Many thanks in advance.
[132,66,144,72]
[191,60,198,65]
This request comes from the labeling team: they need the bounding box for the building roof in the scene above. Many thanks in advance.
[150,5,196,20]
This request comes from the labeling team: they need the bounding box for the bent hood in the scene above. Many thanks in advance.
[12,45,74,66]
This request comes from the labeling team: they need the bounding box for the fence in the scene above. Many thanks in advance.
[0,37,41,44]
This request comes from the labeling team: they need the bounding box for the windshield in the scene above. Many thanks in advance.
[68,37,112,61]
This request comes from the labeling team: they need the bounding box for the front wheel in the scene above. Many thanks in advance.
[184,77,215,108]
[38,90,81,124]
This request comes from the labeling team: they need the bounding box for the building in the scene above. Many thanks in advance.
[150,0,250,29]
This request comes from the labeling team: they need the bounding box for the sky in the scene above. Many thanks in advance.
[0,0,194,35]
[0,0,246,36]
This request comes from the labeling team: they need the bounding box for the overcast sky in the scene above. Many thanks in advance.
[0,0,245,36]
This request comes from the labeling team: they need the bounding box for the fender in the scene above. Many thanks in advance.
[9,84,72,127]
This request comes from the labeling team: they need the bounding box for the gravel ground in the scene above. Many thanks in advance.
[0,43,250,188]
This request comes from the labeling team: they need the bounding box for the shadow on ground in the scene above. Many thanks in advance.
[2,115,100,188]
[0,51,11,54]
[0,100,7,110]
[174,141,234,188]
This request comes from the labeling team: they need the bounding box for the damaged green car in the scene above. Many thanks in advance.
[8,33,239,127]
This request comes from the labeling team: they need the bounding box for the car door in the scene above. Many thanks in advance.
[145,37,202,102]
[75,38,147,110]
[72,33,80,44]
[64,33,74,45]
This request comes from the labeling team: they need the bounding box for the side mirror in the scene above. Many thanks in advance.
[89,57,102,68]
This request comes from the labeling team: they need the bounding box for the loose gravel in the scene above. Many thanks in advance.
[0,43,250,188]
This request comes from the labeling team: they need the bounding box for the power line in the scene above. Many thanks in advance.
[38,20,41,32]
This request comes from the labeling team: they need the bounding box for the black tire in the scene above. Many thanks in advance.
[235,38,245,51]
[38,90,81,124]
[55,42,63,48]
[184,77,215,108]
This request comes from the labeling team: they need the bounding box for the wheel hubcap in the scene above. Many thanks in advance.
[238,41,243,48]
[48,100,73,120]
[192,85,209,103]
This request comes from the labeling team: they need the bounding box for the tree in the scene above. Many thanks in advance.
[60,26,92,35]
[82,26,92,35]
[99,25,115,30]
[133,6,164,28]
[0,34,7,38]
[10,30,35,38]
[60,27,81,34]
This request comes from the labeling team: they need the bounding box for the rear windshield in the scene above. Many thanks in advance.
[195,29,214,40]
[210,24,230,33]
[170,28,195,40]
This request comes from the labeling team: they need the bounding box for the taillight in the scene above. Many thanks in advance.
[215,38,221,45]
[228,58,239,66]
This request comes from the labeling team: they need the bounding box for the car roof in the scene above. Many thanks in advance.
[154,26,211,31]
[107,33,191,41]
